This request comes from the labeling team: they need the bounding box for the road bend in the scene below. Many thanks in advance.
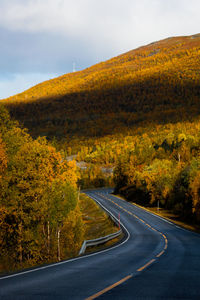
[1,188,200,299]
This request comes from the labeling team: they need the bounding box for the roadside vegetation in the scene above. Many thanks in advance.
[80,193,121,254]
[80,193,119,240]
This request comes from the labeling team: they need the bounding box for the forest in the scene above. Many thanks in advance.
[0,105,84,272]
[112,122,200,223]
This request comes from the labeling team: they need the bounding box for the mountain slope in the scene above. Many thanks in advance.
[2,33,200,138]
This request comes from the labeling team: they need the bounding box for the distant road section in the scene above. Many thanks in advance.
[1,188,200,299]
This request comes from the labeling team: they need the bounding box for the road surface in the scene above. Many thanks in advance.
[1,188,200,299]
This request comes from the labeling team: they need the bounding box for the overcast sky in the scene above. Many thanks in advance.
[0,0,199,99]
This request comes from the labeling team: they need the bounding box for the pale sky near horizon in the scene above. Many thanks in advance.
[0,0,199,99]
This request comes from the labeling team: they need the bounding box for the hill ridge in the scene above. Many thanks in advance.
[1,33,200,138]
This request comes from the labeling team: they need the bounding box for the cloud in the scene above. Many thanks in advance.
[0,0,84,35]
[0,0,200,98]
[1,0,199,50]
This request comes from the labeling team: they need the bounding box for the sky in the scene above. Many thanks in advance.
[0,0,200,99]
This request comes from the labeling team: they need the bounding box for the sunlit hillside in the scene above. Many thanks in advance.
[2,33,200,138]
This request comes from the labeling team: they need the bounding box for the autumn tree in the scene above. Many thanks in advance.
[0,106,84,271]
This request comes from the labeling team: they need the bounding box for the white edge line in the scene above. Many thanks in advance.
[116,196,174,225]
[114,194,198,235]
[0,193,130,281]
[144,211,173,225]
[131,202,199,234]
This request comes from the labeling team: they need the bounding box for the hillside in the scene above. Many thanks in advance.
[2,33,200,138]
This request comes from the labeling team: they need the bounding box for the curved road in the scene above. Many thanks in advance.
[1,188,200,299]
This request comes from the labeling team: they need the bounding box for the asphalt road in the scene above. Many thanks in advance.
[1,188,200,299]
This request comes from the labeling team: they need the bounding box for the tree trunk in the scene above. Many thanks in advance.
[18,222,23,264]
[47,220,50,256]
[57,227,61,261]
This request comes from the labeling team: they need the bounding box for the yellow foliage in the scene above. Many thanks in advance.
[0,135,7,179]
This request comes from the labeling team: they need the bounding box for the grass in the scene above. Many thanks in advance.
[79,193,122,252]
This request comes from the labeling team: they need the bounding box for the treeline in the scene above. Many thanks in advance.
[0,106,84,272]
